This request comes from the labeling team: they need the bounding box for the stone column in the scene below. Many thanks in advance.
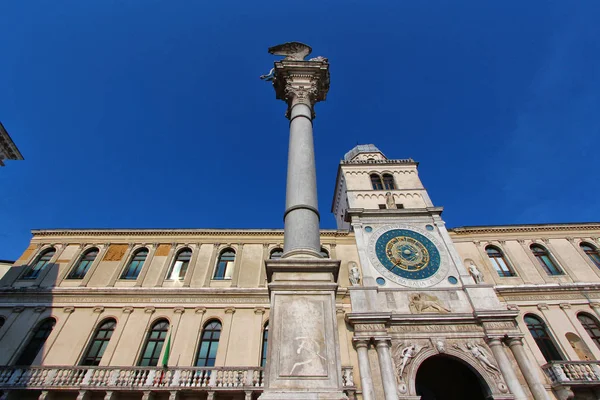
[267,46,330,259]
[373,338,398,400]
[486,337,528,400]
[353,339,375,400]
[506,337,552,400]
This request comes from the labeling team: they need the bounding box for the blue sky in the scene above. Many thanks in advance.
[1,1,599,260]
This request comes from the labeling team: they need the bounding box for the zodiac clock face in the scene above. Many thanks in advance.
[367,224,449,287]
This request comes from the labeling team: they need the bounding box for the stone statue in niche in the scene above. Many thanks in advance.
[348,262,361,286]
[385,192,396,209]
[409,293,451,314]
[469,262,484,284]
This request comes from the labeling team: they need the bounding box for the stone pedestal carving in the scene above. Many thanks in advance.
[260,258,347,399]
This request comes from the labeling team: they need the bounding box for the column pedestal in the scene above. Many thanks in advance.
[259,258,347,400]
[507,337,551,400]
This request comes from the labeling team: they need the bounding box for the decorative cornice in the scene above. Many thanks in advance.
[30,228,351,239]
[495,282,600,295]
[450,222,600,236]
[340,158,417,166]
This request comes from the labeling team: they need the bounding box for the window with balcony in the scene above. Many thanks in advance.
[370,174,383,190]
[81,319,116,366]
[195,320,222,367]
[15,318,56,365]
[524,314,563,362]
[577,313,600,349]
[120,248,148,280]
[67,248,99,279]
[485,245,515,277]
[21,248,56,280]
[138,319,169,367]
[167,248,192,280]
[213,249,235,280]
[530,244,563,276]
[581,243,600,268]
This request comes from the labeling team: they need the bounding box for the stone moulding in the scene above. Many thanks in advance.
[30,228,351,238]
[450,222,600,235]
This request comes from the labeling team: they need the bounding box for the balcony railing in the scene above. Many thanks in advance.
[542,361,600,386]
[0,365,356,393]
[0,366,264,391]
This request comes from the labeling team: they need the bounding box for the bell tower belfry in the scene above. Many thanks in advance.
[334,145,528,400]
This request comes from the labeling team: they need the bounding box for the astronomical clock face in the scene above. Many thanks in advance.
[367,224,449,287]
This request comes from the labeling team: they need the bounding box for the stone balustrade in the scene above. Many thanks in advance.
[542,361,600,385]
[0,365,356,394]
[0,366,265,391]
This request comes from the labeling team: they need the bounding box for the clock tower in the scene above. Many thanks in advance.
[333,145,525,400]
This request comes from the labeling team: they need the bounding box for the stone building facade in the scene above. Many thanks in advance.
[0,122,23,167]
[1,145,600,400]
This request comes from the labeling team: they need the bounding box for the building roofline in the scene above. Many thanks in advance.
[30,228,351,238]
[0,260,15,264]
[0,122,24,161]
[449,222,600,235]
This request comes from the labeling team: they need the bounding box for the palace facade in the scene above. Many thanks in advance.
[0,145,599,400]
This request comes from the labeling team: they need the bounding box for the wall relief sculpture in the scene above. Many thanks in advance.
[454,341,500,376]
[392,341,429,393]
[409,293,450,314]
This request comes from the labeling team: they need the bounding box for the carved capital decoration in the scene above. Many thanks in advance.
[225,307,236,314]
[174,307,185,314]
[254,307,266,315]
[122,307,134,314]
[559,303,571,310]
[63,306,75,314]
[93,306,105,313]
[537,303,549,310]
[34,306,46,313]
[195,307,207,314]
[144,306,156,314]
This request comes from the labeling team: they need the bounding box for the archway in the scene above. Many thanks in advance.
[415,355,488,400]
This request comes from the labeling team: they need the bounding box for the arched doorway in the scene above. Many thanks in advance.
[416,355,488,400]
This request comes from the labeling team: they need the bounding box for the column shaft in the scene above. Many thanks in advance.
[283,103,321,256]
[487,338,528,400]
[507,338,552,400]
[374,340,398,400]
[354,341,375,400]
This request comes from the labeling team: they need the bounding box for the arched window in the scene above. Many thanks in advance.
[22,248,56,280]
[16,318,56,365]
[213,249,235,280]
[67,248,99,279]
[167,248,192,280]
[524,314,563,362]
[485,246,515,277]
[120,248,148,280]
[581,243,600,268]
[320,247,330,258]
[577,313,600,348]
[261,322,269,367]
[382,174,395,190]
[195,320,222,367]
[370,174,384,190]
[138,319,169,367]
[530,244,563,276]
[81,319,116,366]
[270,248,283,260]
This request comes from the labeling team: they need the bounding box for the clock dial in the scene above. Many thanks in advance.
[375,229,441,281]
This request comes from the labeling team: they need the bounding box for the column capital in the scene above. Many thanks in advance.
[485,336,504,346]
[271,59,330,118]
[373,337,392,348]
[352,338,370,349]
[505,336,524,347]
